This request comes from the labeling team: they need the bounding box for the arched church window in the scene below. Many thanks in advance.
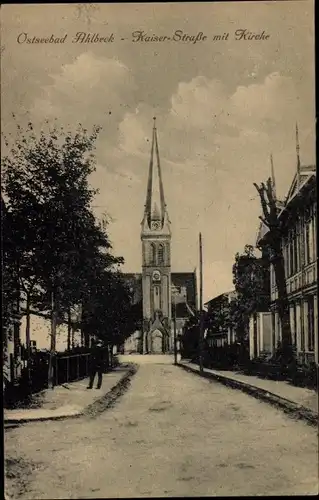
[150,243,156,265]
[158,244,164,265]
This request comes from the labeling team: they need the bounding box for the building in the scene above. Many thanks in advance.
[2,196,22,387]
[123,119,197,354]
[204,290,237,347]
[248,312,272,359]
[257,152,317,364]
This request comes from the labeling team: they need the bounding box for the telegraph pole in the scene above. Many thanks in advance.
[173,294,177,365]
[199,232,204,373]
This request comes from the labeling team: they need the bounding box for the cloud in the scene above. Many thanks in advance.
[118,109,149,155]
[2,0,314,302]
[31,52,136,130]
[110,69,314,300]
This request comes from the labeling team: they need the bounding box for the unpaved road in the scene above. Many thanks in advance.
[5,355,319,498]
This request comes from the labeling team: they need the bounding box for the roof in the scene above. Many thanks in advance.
[122,271,197,310]
[121,273,143,304]
[171,272,197,307]
[144,118,166,227]
[204,290,236,307]
[284,166,316,206]
[175,302,190,319]
[256,165,316,245]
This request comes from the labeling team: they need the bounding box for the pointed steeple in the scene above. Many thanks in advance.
[296,122,301,189]
[144,117,167,228]
[270,153,276,201]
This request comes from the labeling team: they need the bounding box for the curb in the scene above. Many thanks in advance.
[82,363,138,418]
[4,363,138,426]
[178,362,318,427]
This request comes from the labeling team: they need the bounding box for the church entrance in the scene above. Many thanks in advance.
[151,329,163,354]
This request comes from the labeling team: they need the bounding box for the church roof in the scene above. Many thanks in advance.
[122,271,197,312]
[121,273,143,304]
[143,118,167,228]
[171,272,197,308]
[175,302,191,319]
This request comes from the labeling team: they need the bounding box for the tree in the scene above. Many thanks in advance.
[230,244,270,345]
[205,298,231,339]
[81,270,140,355]
[254,178,292,361]
[1,198,20,339]
[1,118,121,387]
[180,311,202,359]
[2,197,21,390]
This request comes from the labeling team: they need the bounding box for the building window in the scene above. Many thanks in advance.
[293,232,298,274]
[288,234,293,277]
[305,222,310,265]
[150,243,156,265]
[295,227,300,272]
[283,244,288,278]
[292,303,297,346]
[158,244,164,265]
[312,212,317,262]
[307,296,315,351]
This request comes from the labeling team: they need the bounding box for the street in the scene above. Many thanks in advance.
[5,355,318,498]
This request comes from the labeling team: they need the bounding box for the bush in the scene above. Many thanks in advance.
[288,361,318,390]
[202,342,249,370]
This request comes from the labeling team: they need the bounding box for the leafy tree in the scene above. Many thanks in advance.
[230,244,270,344]
[253,178,293,361]
[180,311,202,360]
[2,197,21,390]
[1,197,20,340]
[205,297,231,338]
[1,118,122,387]
[81,270,140,353]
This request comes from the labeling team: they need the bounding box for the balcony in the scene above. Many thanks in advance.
[271,261,317,300]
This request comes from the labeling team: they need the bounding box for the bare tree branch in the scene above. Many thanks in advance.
[258,215,269,227]
[254,183,270,221]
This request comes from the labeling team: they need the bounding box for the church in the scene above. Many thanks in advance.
[123,118,197,354]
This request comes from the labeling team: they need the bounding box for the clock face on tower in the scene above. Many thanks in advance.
[152,270,161,282]
[151,220,161,230]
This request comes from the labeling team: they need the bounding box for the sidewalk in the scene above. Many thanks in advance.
[4,364,135,425]
[178,360,318,425]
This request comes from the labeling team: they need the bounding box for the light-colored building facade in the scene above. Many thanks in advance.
[249,312,272,359]
[257,164,317,365]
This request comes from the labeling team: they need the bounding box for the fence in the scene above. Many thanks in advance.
[4,349,108,408]
[181,338,318,390]
[53,352,91,386]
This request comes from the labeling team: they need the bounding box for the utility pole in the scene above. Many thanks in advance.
[173,294,177,365]
[199,232,204,373]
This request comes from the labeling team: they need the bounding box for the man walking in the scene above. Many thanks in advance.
[87,339,104,389]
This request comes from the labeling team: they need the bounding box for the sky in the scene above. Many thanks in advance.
[1,1,315,302]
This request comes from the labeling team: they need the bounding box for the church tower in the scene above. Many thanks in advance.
[141,118,171,353]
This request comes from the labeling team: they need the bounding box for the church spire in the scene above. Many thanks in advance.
[144,117,166,227]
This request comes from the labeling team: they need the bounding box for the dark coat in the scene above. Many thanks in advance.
[90,345,105,369]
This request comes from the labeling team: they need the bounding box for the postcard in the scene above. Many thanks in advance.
[2,2,317,499]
